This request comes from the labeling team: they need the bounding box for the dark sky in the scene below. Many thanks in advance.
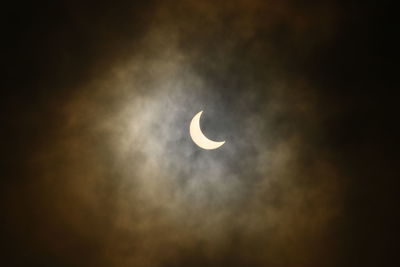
[1,1,397,266]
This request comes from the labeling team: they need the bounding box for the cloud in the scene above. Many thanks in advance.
[3,1,344,266]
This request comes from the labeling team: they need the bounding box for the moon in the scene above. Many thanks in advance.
[189,110,226,150]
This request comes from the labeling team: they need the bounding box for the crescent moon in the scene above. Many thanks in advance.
[189,111,225,150]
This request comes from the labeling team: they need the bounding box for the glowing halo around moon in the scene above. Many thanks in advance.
[189,111,225,150]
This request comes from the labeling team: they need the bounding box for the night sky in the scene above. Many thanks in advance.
[1,1,397,266]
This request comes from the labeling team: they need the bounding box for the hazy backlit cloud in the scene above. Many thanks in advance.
[3,1,395,266]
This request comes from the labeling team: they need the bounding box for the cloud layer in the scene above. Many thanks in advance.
[2,1,350,266]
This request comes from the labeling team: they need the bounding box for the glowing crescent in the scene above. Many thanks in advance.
[189,111,225,150]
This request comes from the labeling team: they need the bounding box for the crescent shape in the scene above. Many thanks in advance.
[189,111,225,150]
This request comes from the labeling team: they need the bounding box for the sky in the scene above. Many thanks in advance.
[1,1,397,266]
